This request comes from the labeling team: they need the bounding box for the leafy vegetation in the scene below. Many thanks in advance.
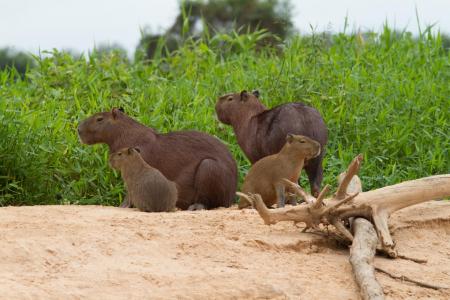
[0,26,449,206]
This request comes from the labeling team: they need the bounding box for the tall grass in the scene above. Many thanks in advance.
[0,27,449,206]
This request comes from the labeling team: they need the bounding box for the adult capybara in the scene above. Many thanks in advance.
[78,108,237,210]
[239,134,321,208]
[109,147,177,212]
[216,90,327,196]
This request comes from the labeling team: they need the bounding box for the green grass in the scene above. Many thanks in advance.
[0,27,449,206]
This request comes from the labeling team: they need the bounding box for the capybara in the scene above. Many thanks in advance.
[109,147,177,212]
[239,134,321,208]
[78,108,237,210]
[216,90,327,196]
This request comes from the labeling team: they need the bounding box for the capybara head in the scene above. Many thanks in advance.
[284,134,321,160]
[215,90,262,124]
[77,107,126,145]
[109,147,141,170]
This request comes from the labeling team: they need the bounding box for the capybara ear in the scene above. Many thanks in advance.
[286,133,294,143]
[252,90,260,98]
[118,107,125,113]
[134,147,141,153]
[112,107,122,119]
[127,147,134,155]
[240,90,249,101]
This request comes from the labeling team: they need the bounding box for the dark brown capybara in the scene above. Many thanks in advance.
[215,90,327,196]
[238,134,321,208]
[78,108,237,210]
[109,147,177,212]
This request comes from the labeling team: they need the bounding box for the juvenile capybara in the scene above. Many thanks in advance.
[216,90,327,196]
[109,147,177,212]
[78,108,237,210]
[239,134,321,208]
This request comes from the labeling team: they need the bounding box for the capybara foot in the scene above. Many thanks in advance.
[288,197,297,206]
[238,200,252,209]
[311,185,320,198]
[120,199,131,208]
[188,203,206,211]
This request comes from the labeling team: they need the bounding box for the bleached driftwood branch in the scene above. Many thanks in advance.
[237,155,450,257]
[238,154,450,299]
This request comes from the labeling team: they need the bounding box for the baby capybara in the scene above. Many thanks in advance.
[78,108,237,210]
[239,134,321,208]
[216,90,327,196]
[109,147,177,212]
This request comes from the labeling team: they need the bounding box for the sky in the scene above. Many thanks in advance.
[1,0,449,55]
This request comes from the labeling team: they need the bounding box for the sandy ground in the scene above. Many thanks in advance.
[0,201,449,300]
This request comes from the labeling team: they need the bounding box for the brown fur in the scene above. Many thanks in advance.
[239,134,321,208]
[78,108,237,210]
[216,90,327,196]
[109,147,177,212]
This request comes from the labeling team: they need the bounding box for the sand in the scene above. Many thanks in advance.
[0,201,449,300]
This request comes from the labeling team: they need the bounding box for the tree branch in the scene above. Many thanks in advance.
[350,218,385,300]
[335,154,363,199]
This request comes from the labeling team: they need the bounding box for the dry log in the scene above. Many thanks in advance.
[238,154,450,257]
[343,168,385,299]
[350,218,385,300]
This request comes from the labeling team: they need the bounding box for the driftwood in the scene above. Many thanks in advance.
[350,218,384,300]
[237,154,450,257]
[342,168,384,300]
[237,154,450,299]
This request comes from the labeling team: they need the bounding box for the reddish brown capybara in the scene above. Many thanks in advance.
[109,147,177,213]
[78,108,238,210]
[215,90,327,196]
[239,134,321,208]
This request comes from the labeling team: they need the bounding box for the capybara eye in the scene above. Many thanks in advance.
[96,117,104,122]
[227,97,233,101]
[118,153,122,156]
[299,140,306,143]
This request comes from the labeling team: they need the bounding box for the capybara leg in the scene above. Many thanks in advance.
[194,158,234,209]
[187,203,206,211]
[276,183,286,208]
[238,197,251,209]
[284,186,298,205]
[120,196,131,208]
[304,156,324,197]
[287,195,297,206]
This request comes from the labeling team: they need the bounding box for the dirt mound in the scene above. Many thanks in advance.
[0,201,449,299]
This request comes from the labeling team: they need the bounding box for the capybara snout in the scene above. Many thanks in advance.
[285,134,321,160]
[77,110,121,145]
[215,90,261,125]
[109,147,141,170]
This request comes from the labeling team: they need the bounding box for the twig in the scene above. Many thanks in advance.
[314,184,330,208]
[375,266,449,290]
[397,254,428,264]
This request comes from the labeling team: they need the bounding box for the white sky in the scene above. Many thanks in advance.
[1,0,449,55]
